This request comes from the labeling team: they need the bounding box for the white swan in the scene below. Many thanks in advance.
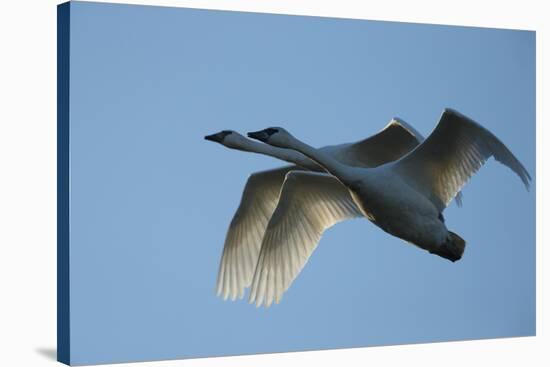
[247,108,531,307]
[205,119,438,301]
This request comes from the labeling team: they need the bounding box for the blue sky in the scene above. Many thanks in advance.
[67,1,535,364]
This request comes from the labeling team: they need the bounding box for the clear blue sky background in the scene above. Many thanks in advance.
[67,1,535,365]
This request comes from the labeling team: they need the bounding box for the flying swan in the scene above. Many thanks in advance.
[247,108,531,307]
[205,119,451,301]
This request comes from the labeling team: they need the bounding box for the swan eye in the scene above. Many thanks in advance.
[264,128,279,136]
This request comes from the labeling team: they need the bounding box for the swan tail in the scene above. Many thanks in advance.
[430,231,466,262]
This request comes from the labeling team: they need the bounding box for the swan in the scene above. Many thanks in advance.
[247,108,531,307]
[205,119,449,301]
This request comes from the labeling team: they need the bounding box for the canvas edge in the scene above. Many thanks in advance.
[57,1,71,365]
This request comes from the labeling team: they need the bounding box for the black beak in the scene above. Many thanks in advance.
[204,133,220,142]
[204,131,231,143]
[247,130,270,142]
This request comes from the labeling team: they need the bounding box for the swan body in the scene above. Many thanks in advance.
[247,108,530,307]
[205,119,432,301]
[346,165,449,250]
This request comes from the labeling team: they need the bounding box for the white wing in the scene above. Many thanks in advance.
[393,108,531,212]
[216,166,299,300]
[248,171,363,307]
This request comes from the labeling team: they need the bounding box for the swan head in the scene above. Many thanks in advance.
[204,130,253,149]
[247,127,292,148]
[204,130,234,144]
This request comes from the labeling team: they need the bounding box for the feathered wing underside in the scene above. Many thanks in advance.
[248,171,363,307]
[393,108,531,212]
[216,166,299,300]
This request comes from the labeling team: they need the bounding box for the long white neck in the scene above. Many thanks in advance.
[279,136,358,183]
[231,138,321,170]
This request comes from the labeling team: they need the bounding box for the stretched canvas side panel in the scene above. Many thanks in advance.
[57,2,71,365]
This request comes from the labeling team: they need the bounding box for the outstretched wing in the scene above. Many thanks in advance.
[393,108,530,212]
[216,166,299,300]
[248,171,363,307]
